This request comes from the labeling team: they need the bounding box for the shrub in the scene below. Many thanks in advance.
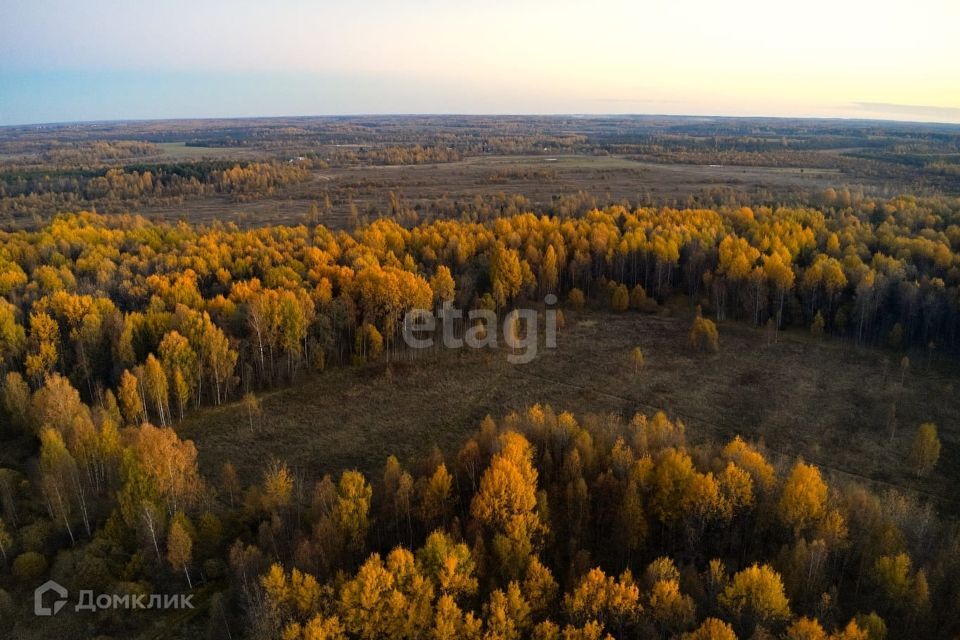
[689,315,719,353]
[568,288,586,309]
[610,284,629,312]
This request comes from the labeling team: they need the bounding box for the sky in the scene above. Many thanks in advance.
[1,0,959,126]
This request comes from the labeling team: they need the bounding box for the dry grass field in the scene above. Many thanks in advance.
[138,153,877,228]
[153,142,256,161]
[179,302,960,510]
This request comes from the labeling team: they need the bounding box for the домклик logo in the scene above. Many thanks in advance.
[34,580,69,616]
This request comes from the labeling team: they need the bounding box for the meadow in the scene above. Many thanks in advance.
[181,303,960,511]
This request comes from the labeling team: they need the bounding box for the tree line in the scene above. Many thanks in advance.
[0,160,312,218]
[0,196,958,420]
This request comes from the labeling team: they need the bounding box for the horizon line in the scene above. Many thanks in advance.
[5,111,960,130]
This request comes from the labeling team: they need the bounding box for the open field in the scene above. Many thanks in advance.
[153,141,257,161]
[4,115,958,228]
[180,303,960,509]
[137,153,885,228]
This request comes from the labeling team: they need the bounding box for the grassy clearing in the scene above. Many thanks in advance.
[153,142,256,161]
[178,303,960,509]
[135,152,858,228]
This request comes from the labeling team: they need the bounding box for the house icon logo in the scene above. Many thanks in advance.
[34,580,69,616]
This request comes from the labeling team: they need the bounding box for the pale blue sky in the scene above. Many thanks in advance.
[2,0,958,125]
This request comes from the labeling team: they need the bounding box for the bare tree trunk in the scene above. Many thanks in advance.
[143,506,163,565]
[53,485,75,544]
[138,380,149,424]
[72,470,91,537]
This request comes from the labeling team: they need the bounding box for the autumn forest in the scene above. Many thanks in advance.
[0,116,958,640]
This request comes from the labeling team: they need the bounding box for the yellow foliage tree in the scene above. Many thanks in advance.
[166,513,194,588]
[564,567,642,630]
[630,346,644,374]
[778,461,827,535]
[682,617,737,640]
[909,423,940,477]
[689,310,719,353]
[470,432,546,579]
[610,284,629,312]
[719,563,790,632]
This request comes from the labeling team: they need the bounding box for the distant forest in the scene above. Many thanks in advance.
[1,116,959,222]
